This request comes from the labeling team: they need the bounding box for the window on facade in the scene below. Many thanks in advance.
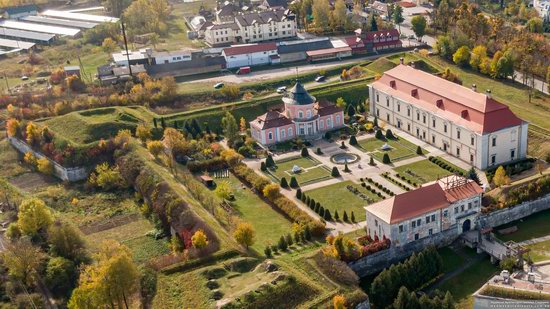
[431,214,436,222]
[306,110,312,118]
[511,130,517,142]
[336,115,341,124]
[461,205,465,212]
[468,202,472,210]
[444,124,448,133]
[415,233,419,240]
[386,97,389,107]
[454,207,458,214]
[298,111,303,118]
[376,109,380,117]
[416,219,421,226]
[407,108,411,116]
[376,93,379,102]
[386,114,390,121]
[492,136,497,147]
[511,149,515,159]
[320,120,324,129]
[491,154,496,165]
[471,136,475,146]
[443,210,448,217]
[456,147,460,156]
[412,221,416,228]
[429,229,433,236]
[288,128,293,136]
[470,154,474,162]
[399,225,404,233]
[281,129,285,138]
[432,135,435,144]
[268,132,273,140]
[432,119,436,128]
[416,128,419,136]
[327,119,332,127]
[457,130,461,139]
[407,124,411,131]
[417,113,420,121]
[375,219,378,227]
[397,104,400,112]
[423,115,426,124]
[426,216,430,223]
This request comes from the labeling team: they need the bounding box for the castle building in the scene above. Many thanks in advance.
[365,175,483,247]
[369,63,528,170]
[250,82,344,145]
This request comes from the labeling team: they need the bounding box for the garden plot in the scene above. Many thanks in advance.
[356,136,426,163]
[394,159,453,185]
[266,156,332,185]
[304,180,382,222]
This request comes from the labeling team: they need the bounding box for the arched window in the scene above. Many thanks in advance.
[268,132,273,140]
[336,115,341,124]
[306,110,312,118]
[327,118,332,127]
[288,127,293,136]
[298,111,304,118]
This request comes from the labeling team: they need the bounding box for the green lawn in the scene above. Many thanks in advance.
[304,181,382,222]
[438,247,465,274]
[356,137,426,163]
[224,174,292,252]
[266,156,332,186]
[496,208,550,242]
[434,156,468,175]
[437,258,498,309]
[525,239,550,262]
[394,159,453,185]
[365,57,397,74]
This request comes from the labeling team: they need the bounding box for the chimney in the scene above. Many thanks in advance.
[399,57,404,65]
[486,89,492,98]
[471,84,477,92]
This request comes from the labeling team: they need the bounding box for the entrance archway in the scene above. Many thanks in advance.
[462,219,471,233]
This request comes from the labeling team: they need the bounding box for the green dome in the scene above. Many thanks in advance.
[282,81,316,105]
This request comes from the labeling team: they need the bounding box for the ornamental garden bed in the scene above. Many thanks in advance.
[265,156,332,186]
[355,136,427,163]
[304,180,382,222]
[394,159,454,184]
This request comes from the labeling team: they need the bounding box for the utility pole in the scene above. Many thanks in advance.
[120,18,132,77]
[3,72,10,94]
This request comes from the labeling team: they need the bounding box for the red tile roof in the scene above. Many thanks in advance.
[223,43,277,56]
[250,111,292,129]
[372,65,524,134]
[306,46,351,57]
[364,29,400,40]
[366,176,483,224]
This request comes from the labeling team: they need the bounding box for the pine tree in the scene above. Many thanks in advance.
[334,210,340,220]
[349,135,358,145]
[204,122,211,134]
[266,155,275,167]
[280,177,289,188]
[290,176,299,188]
[351,211,356,223]
[467,167,481,184]
[369,12,378,31]
[285,233,293,246]
[343,211,349,222]
[347,104,356,117]
[264,246,272,258]
[278,235,288,251]
[296,188,302,199]
[332,166,341,177]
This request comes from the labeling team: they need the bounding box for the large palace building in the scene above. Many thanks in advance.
[250,82,344,145]
[369,62,528,170]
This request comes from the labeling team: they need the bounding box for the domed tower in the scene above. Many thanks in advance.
[283,81,319,137]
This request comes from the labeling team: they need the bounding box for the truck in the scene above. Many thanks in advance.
[236,66,251,75]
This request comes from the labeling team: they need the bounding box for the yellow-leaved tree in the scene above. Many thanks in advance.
[233,222,255,249]
[493,166,511,187]
[17,198,54,237]
[135,124,152,143]
[191,229,209,249]
[146,140,164,158]
[333,294,347,309]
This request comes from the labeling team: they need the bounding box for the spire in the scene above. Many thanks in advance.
[282,81,316,105]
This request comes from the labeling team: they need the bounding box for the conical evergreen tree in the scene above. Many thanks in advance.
[280,177,289,188]
[343,211,349,222]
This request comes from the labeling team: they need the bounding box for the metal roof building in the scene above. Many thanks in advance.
[0,38,35,50]
[41,10,119,23]
[0,20,80,36]
[21,15,98,29]
[0,28,55,43]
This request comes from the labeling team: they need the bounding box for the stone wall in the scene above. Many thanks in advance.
[8,137,88,182]
[477,194,550,229]
[349,225,461,277]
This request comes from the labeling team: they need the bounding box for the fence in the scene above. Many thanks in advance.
[8,137,88,182]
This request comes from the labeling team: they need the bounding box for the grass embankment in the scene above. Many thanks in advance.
[40,106,155,147]
[304,180,381,222]
[496,208,550,242]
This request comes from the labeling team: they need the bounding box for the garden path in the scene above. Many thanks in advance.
[518,235,550,247]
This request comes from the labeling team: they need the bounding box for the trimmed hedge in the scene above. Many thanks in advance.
[428,156,464,176]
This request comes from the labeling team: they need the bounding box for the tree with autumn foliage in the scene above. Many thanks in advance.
[493,166,511,187]
[333,294,347,309]
[191,229,209,249]
[234,222,255,249]
[6,118,20,137]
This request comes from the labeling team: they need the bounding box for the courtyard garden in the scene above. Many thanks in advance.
[265,156,332,186]
[303,180,383,222]
[355,136,427,163]
[394,159,455,185]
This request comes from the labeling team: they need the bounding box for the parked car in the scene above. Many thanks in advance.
[315,75,326,82]
[276,86,287,93]
[214,82,224,89]
[21,76,29,81]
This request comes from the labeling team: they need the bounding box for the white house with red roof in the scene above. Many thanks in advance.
[369,62,528,170]
[222,42,279,68]
[365,175,483,247]
[249,81,344,145]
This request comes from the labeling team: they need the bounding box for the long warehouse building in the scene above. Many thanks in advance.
[0,20,80,37]
[41,10,119,23]
[0,37,35,50]
[21,15,98,29]
[0,28,55,44]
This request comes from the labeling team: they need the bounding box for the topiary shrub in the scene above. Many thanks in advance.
[382,153,391,164]
[324,209,332,221]
[280,177,289,188]
[316,147,323,155]
[349,135,358,145]
[324,131,332,140]
[264,246,272,258]
[416,146,423,155]
[289,176,299,188]
[375,129,384,140]
[266,155,275,168]
[385,129,395,139]
[260,161,267,171]
[369,156,375,166]
[331,166,341,177]
[301,147,309,157]
[343,211,349,222]
[296,188,302,199]
[340,141,346,149]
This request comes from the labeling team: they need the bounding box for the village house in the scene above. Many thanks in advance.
[369,63,528,170]
[250,82,344,145]
[365,175,484,247]
[221,42,279,68]
[204,7,296,46]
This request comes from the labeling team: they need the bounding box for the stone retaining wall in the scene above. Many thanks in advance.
[478,194,550,229]
[8,137,88,182]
